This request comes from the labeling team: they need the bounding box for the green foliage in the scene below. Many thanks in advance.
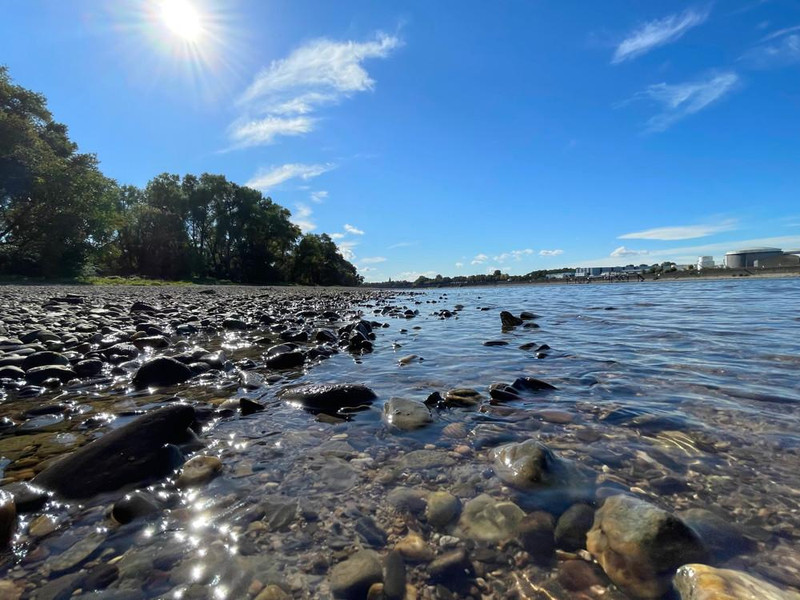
[0,67,361,286]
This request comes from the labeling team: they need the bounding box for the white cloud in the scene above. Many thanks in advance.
[611,246,649,258]
[455,262,464,268]
[310,190,328,203]
[613,8,709,64]
[360,256,386,264]
[631,72,740,132]
[228,116,314,149]
[291,203,316,233]
[245,163,335,191]
[619,219,737,240]
[231,33,401,148]
[330,232,346,240]
[471,253,489,265]
[344,224,365,235]
[337,240,358,261]
[539,249,564,256]
[493,248,534,262]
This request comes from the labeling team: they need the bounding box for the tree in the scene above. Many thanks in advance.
[0,66,120,276]
[292,234,362,286]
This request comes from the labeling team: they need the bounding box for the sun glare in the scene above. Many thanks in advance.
[161,0,202,41]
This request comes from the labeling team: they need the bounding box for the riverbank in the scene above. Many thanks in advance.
[0,282,799,599]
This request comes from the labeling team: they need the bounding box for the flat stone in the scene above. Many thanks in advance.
[457,494,525,542]
[281,383,377,412]
[176,455,222,488]
[49,532,106,574]
[400,450,456,470]
[679,508,757,561]
[34,405,195,499]
[674,564,800,600]
[330,550,383,599]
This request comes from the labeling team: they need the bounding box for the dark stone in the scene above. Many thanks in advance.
[112,491,161,524]
[265,350,305,369]
[520,311,540,320]
[483,340,509,347]
[500,311,523,328]
[0,366,25,380]
[511,376,557,391]
[33,405,195,499]
[281,383,377,412]
[679,508,757,561]
[240,398,265,415]
[356,516,388,547]
[489,383,522,401]
[384,551,406,600]
[133,357,193,387]
[330,551,383,599]
[0,482,49,512]
[429,548,473,582]
[74,359,104,378]
[26,365,76,384]
[555,503,595,551]
[22,351,69,370]
[83,563,119,591]
[519,511,556,564]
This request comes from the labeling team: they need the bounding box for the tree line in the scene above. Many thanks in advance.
[0,66,361,285]
[364,268,575,288]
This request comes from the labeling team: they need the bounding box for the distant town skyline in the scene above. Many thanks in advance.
[2,0,799,280]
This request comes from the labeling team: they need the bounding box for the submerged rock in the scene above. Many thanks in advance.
[457,494,525,541]
[679,508,757,561]
[444,388,483,407]
[33,405,195,499]
[330,550,383,599]
[674,564,800,600]
[176,455,222,488]
[555,503,595,551]
[490,439,592,510]
[382,398,432,430]
[587,495,707,599]
[425,491,461,529]
[281,383,377,412]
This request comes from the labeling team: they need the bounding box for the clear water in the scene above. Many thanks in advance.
[4,278,800,598]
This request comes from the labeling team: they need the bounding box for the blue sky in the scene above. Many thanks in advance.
[2,0,800,281]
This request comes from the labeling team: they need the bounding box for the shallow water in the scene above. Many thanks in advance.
[3,278,800,599]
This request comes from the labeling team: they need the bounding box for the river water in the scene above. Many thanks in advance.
[2,278,800,599]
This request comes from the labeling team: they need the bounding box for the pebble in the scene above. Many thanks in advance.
[395,532,435,562]
[176,455,223,488]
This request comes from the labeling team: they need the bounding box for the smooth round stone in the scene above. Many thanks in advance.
[133,357,193,387]
[519,511,556,563]
[383,398,432,431]
[457,494,525,542]
[25,365,76,384]
[425,491,461,529]
[28,514,57,539]
[254,584,291,600]
[22,351,69,370]
[112,491,161,524]
[329,550,383,599]
[395,532,434,562]
[554,503,595,551]
[176,455,222,488]
[444,388,483,407]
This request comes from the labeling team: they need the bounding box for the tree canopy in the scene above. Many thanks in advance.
[0,67,361,285]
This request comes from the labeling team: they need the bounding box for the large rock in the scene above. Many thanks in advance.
[329,550,383,599]
[490,439,592,510]
[33,405,195,499]
[281,383,377,412]
[674,564,800,600]
[133,357,193,387]
[500,311,523,328]
[382,398,432,430]
[587,495,707,599]
[679,508,757,561]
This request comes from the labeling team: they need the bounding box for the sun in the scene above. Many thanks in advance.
[160,0,202,41]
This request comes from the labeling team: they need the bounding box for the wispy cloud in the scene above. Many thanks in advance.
[741,27,800,68]
[619,219,737,240]
[628,71,740,132]
[493,248,534,262]
[290,203,316,233]
[455,262,464,268]
[611,246,649,257]
[227,116,314,149]
[310,190,328,203]
[388,241,416,249]
[344,224,365,235]
[396,270,437,281]
[613,8,710,64]
[471,253,489,265]
[337,240,358,261]
[229,33,401,148]
[539,249,564,256]
[330,232,346,240]
[360,256,386,264]
[245,163,335,191]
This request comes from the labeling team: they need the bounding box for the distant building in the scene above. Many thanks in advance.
[725,247,784,268]
[697,256,715,270]
[546,271,575,280]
